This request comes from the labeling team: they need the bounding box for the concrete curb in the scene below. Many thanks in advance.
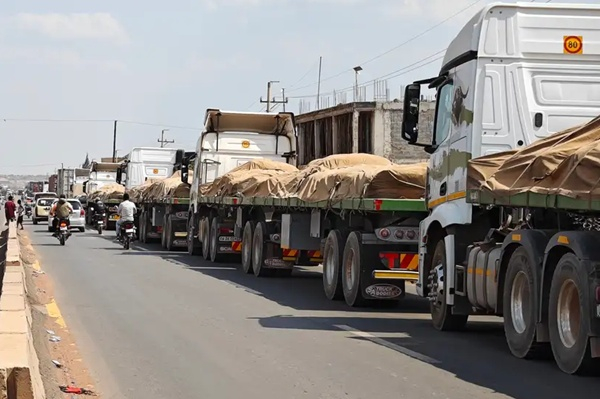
[0,222,45,399]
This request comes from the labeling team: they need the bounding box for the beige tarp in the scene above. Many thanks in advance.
[200,154,427,202]
[89,183,125,201]
[468,115,600,201]
[143,171,192,201]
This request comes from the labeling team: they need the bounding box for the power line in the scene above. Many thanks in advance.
[286,0,484,94]
[288,49,446,99]
[0,118,201,131]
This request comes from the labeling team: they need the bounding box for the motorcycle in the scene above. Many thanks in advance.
[119,221,136,250]
[93,213,106,235]
[55,218,71,246]
[25,206,32,219]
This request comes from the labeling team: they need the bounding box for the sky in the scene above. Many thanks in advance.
[0,0,593,174]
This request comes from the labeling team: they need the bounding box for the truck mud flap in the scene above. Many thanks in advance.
[264,243,293,270]
[359,248,406,301]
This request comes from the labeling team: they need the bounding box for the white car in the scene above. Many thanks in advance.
[47,198,86,232]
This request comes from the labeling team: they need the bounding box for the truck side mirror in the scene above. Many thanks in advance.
[116,168,123,184]
[181,160,189,185]
[401,84,421,143]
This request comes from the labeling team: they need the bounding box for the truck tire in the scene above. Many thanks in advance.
[187,217,201,256]
[323,229,345,300]
[33,218,38,225]
[548,253,598,375]
[209,216,223,263]
[503,246,545,359]
[341,232,369,307]
[430,239,468,331]
[252,221,273,277]
[241,220,255,274]
[201,218,210,261]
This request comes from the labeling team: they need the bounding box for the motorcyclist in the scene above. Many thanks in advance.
[90,198,106,223]
[51,195,73,236]
[116,193,137,240]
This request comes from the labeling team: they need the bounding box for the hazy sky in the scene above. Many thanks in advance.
[0,0,592,174]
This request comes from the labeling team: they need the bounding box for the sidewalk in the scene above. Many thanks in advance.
[0,219,45,398]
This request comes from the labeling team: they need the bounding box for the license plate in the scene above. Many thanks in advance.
[218,236,235,242]
[60,227,67,231]
[174,232,187,237]
[110,215,119,220]
[97,221,104,225]
[125,228,134,233]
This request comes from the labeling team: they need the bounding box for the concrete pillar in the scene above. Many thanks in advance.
[331,116,338,154]
[372,106,386,158]
[352,110,359,153]
[313,120,320,159]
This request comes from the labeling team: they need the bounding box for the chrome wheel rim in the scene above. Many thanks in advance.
[557,279,580,349]
[510,271,530,334]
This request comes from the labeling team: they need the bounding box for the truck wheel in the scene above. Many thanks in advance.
[33,218,38,225]
[201,218,210,261]
[548,253,597,374]
[252,221,273,277]
[323,229,345,300]
[503,246,545,359]
[209,216,223,263]
[430,239,468,331]
[241,220,255,274]
[341,232,369,307]
[187,217,201,256]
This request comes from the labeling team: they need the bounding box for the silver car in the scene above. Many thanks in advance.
[47,198,86,232]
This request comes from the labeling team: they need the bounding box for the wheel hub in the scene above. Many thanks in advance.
[427,263,444,304]
[510,271,530,334]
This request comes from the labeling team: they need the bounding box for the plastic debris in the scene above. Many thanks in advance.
[59,385,96,395]
[46,329,55,335]
[49,335,61,342]
[52,359,62,368]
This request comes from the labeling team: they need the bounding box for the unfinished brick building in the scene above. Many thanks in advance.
[295,100,435,166]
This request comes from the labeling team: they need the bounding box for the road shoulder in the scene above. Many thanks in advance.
[19,230,101,398]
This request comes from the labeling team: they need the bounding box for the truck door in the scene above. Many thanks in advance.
[428,80,454,208]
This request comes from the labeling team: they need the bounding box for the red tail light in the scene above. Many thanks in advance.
[80,209,85,217]
[60,222,67,227]
[220,227,233,234]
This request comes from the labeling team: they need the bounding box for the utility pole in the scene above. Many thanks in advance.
[112,120,118,162]
[158,129,174,148]
[260,80,287,112]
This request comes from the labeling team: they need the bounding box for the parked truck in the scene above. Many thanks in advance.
[115,147,191,243]
[57,168,75,197]
[397,2,600,375]
[180,109,428,305]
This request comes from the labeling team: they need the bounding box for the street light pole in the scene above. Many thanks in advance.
[158,129,174,148]
[353,66,363,102]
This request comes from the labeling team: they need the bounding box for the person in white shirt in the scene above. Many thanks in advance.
[116,193,137,239]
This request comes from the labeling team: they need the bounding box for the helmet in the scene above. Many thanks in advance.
[59,194,66,199]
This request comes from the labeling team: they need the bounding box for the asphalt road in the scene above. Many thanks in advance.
[24,218,600,399]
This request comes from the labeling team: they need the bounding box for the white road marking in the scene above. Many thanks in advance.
[334,324,440,365]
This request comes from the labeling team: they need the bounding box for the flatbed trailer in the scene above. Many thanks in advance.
[137,197,190,250]
[191,194,427,306]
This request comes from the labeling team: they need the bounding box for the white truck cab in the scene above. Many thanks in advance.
[85,162,120,194]
[403,1,600,296]
[183,109,297,214]
[117,147,185,189]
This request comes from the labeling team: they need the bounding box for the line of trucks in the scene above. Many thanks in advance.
[82,3,600,375]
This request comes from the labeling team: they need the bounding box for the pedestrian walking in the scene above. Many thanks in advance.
[4,196,15,226]
[16,199,24,230]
